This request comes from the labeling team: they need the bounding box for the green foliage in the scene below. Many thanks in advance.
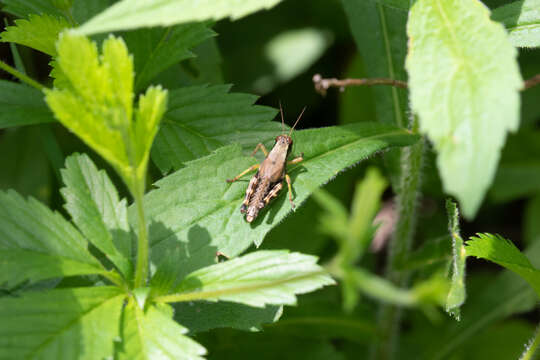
[0,286,125,359]
[467,233,540,297]
[0,81,54,128]
[159,251,334,306]
[0,14,70,56]
[152,84,279,173]
[406,0,523,219]
[44,33,168,193]
[445,199,466,320]
[492,0,540,48]
[75,0,286,35]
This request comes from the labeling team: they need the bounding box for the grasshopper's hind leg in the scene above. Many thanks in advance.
[285,174,296,209]
[226,163,260,183]
[240,175,259,213]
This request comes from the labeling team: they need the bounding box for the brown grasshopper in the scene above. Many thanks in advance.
[226,106,305,223]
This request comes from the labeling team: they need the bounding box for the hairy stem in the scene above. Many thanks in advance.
[521,325,540,360]
[524,73,540,90]
[313,73,407,96]
[0,60,44,90]
[372,115,424,360]
[133,180,148,288]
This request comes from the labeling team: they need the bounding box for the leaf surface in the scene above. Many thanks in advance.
[0,190,105,286]
[75,0,285,35]
[492,0,540,48]
[0,286,124,359]
[160,250,334,307]
[406,0,523,218]
[0,81,54,128]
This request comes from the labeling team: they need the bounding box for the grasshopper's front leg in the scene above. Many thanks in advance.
[252,143,269,157]
[226,163,260,183]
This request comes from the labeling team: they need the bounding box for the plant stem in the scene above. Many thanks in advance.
[371,115,424,360]
[521,325,540,360]
[0,60,44,90]
[524,73,540,90]
[313,73,407,96]
[133,180,148,288]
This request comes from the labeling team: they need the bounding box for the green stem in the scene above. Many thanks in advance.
[133,180,148,288]
[0,60,44,90]
[372,115,424,360]
[521,325,540,360]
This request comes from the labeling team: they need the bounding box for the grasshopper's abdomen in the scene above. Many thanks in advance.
[245,178,271,223]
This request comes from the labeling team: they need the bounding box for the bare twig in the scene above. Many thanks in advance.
[313,73,407,96]
[524,74,540,90]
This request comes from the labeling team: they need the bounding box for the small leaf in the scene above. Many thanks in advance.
[118,301,206,360]
[61,153,132,279]
[492,0,540,48]
[142,123,418,271]
[467,233,540,297]
[0,80,54,128]
[152,84,279,173]
[158,250,334,307]
[123,23,215,92]
[0,14,70,56]
[0,190,106,287]
[75,0,285,35]
[406,0,523,218]
[0,286,124,359]
[44,33,168,192]
[446,199,466,320]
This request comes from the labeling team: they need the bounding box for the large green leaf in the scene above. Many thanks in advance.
[142,123,418,277]
[0,286,124,359]
[466,233,540,297]
[61,153,133,279]
[122,23,215,92]
[406,0,523,218]
[0,190,106,287]
[151,84,279,173]
[75,0,285,35]
[492,0,540,48]
[158,251,334,307]
[0,0,64,18]
[0,80,54,128]
[118,302,206,360]
[0,14,70,56]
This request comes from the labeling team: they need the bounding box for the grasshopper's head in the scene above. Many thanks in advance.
[273,134,293,157]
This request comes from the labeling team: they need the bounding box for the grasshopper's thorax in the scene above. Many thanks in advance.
[258,135,292,181]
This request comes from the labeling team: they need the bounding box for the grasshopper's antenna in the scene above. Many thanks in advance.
[288,106,306,137]
[279,101,285,134]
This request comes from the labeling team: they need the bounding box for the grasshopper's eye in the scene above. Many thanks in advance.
[275,135,280,142]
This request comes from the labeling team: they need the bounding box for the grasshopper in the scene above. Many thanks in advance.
[226,106,305,223]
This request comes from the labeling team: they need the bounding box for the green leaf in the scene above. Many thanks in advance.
[0,0,64,18]
[142,123,418,270]
[75,0,285,35]
[445,199,466,320]
[118,301,206,360]
[61,153,133,279]
[44,33,168,192]
[492,0,540,48]
[122,23,215,92]
[0,80,54,128]
[158,250,335,307]
[152,84,279,173]
[0,190,106,287]
[0,14,70,56]
[0,286,124,359]
[406,0,523,218]
[466,233,540,297]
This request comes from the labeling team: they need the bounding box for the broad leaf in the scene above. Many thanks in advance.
[0,0,64,18]
[466,233,540,297]
[0,190,106,287]
[123,23,215,92]
[0,14,70,56]
[158,250,335,307]
[406,0,523,218]
[446,199,466,320]
[61,153,132,279]
[492,0,540,48]
[0,80,54,128]
[118,302,206,360]
[0,286,124,359]
[45,34,168,192]
[75,0,285,35]
[152,84,279,173]
[142,123,419,272]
